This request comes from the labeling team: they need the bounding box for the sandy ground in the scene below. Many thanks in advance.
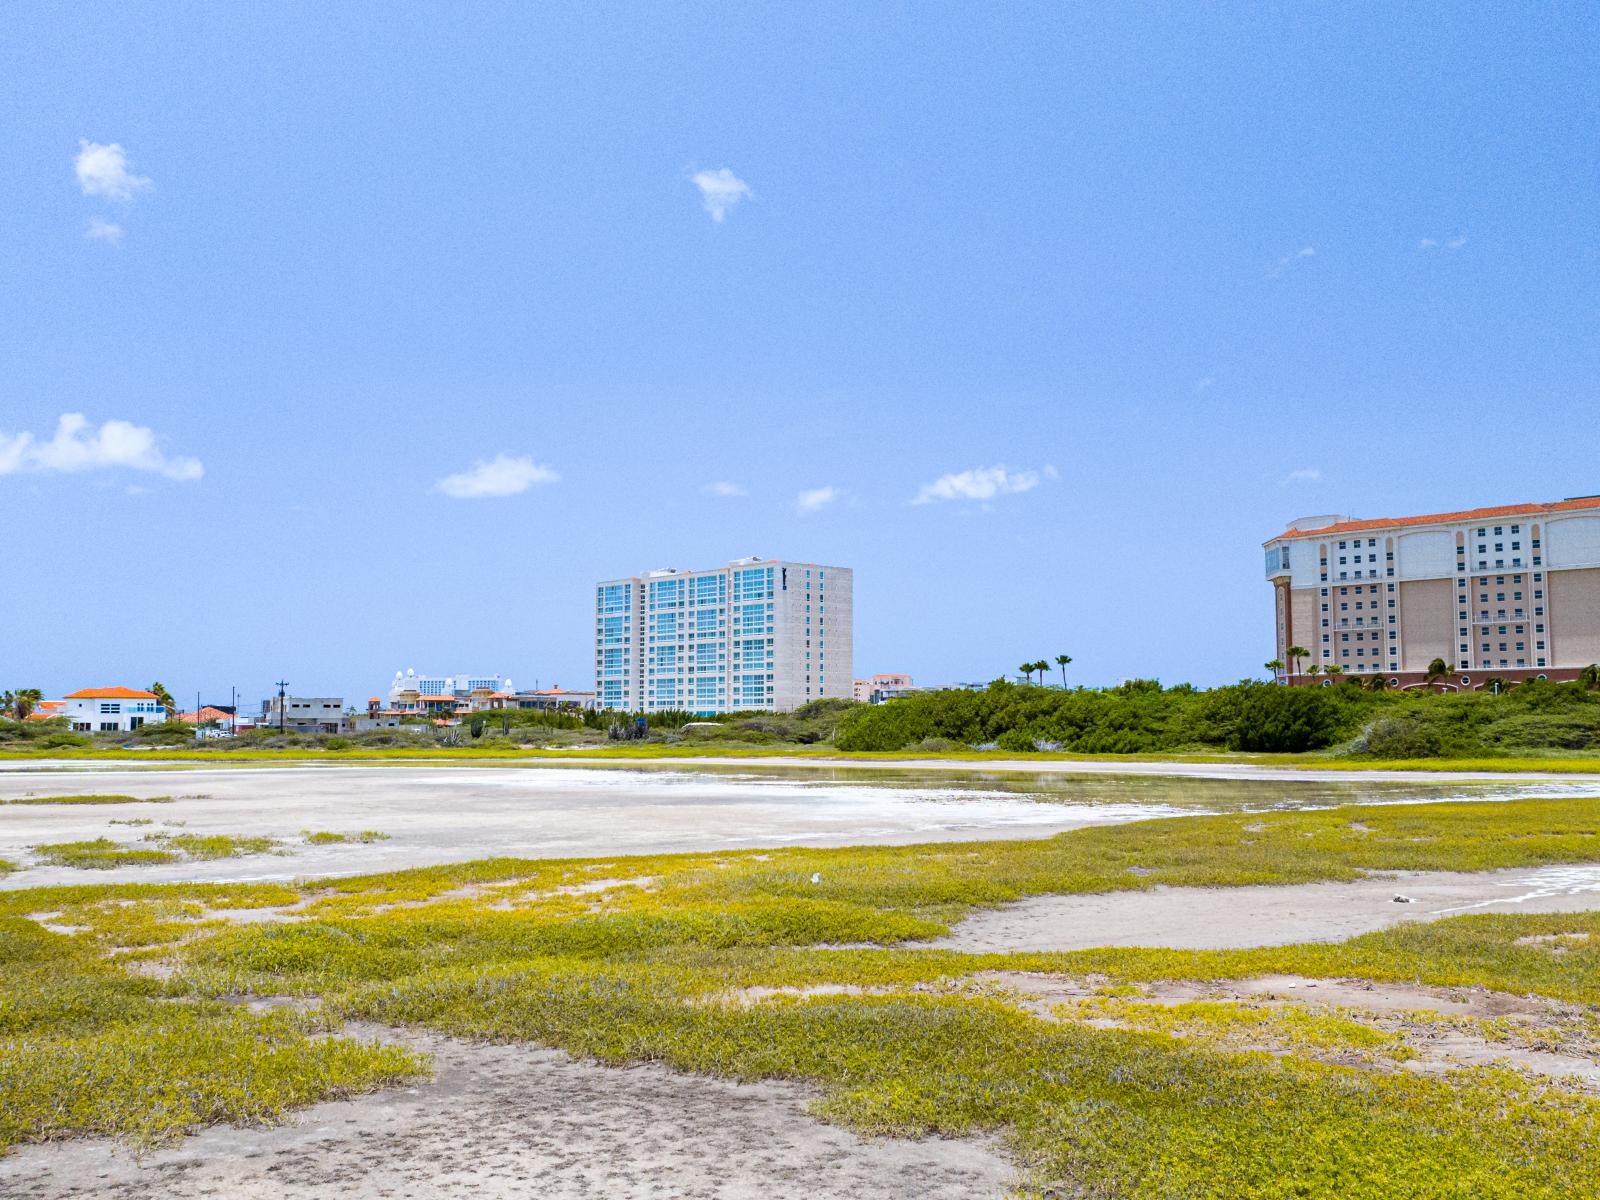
[6,763,1597,889]
[0,1026,1013,1200]
[927,863,1600,951]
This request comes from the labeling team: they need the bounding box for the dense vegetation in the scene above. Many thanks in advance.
[834,676,1600,757]
[4,797,1600,1196]
[6,679,1600,762]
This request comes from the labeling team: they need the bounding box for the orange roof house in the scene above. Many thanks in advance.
[64,687,161,701]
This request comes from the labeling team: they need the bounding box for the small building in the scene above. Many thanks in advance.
[60,687,169,733]
[506,685,597,712]
[259,696,346,734]
[387,670,514,715]
[853,673,919,704]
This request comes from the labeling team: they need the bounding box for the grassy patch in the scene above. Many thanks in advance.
[29,839,179,869]
[4,796,1600,1195]
[3,794,170,805]
[28,834,281,870]
[144,833,279,860]
[303,830,390,844]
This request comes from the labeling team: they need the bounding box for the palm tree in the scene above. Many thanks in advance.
[1325,664,1344,677]
[13,688,42,720]
[1034,659,1050,684]
[1055,654,1071,688]
[1265,659,1285,678]
[149,681,177,719]
[1423,658,1449,691]
[1307,664,1322,677]
[1579,664,1600,692]
[1285,645,1309,679]
[1018,662,1035,685]
[0,691,13,719]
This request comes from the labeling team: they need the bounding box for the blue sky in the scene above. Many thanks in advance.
[2,3,1596,707]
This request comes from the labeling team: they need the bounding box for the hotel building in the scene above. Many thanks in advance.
[595,557,853,713]
[1265,496,1600,687]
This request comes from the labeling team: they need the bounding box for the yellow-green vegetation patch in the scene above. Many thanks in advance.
[29,839,179,869]
[27,833,282,870]
[144,832,280,860]
[5,796,1600,1197]
[3,794,171,805]
[302,830,390,845]
[0,917,426,1152]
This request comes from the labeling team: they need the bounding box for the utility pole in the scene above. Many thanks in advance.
[274,679,289,734]
[231,685,237,737]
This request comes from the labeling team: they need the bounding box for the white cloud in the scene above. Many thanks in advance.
[692,168,751,222]
[434,454,559,499]
[75,141,152,202]
[796,485,839,514]
[1194,376,1217,393]
[1281,467,1323,485]
[0,413,201,481]
[1265,246,1315,278]
[913,464,1055,505]
[85,217,124,244]
[1420,236,1468,251]
[703,481,747,497]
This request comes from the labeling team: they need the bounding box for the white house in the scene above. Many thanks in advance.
[61,687,169,733]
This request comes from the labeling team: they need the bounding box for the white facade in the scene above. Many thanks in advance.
[260,696,346,733]
[596,558,853,714]
[61,689,167,733]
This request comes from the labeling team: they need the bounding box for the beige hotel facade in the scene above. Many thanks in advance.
[1264,495,1600,688]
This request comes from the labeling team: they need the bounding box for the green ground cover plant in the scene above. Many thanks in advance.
[3,794,169,805]
[27,833,281,869]
[303,830,391,844]
[2,796,1600,1196]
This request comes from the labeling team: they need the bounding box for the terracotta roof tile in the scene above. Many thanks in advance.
[1270,496,1600,543]
[64,687,160,700]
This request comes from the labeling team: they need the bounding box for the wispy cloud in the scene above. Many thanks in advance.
[913,464,1055,505]
[691,168,751,222]
[703,481,747,498]
[1419,236,1468,251]
[1265,246,1315,279]
[75,141,152,201]
[796,485,839,514]
[434,454,559,499]
[85,217,124,244]
[1281,467,1323,485]
[0,414,201,481]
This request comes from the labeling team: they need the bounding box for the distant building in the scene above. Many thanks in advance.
[854,673,920,704]
[259,696,346,733]
[179,705,236,726]
[387,670,514,716]
[503,685,596,712]
[1264,495,1600,688]
[60,687,167,733]
[596,557,853,714]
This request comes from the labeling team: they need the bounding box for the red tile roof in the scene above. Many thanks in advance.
[1272,496,1600,542]
[64,687,160,700]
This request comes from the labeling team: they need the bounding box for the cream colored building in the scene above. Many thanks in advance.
[596,557,853,713]
[1264,496,1600,688]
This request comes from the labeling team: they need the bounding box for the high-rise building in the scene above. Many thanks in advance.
[595,557,853,713]
[1264,495,1600,687]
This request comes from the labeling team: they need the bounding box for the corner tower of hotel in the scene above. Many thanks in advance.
[595,558,853,714]
[1264,496,1600,687]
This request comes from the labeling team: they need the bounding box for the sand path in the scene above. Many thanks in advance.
[0,1026,1012,1200]
[927,863,1600,951]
